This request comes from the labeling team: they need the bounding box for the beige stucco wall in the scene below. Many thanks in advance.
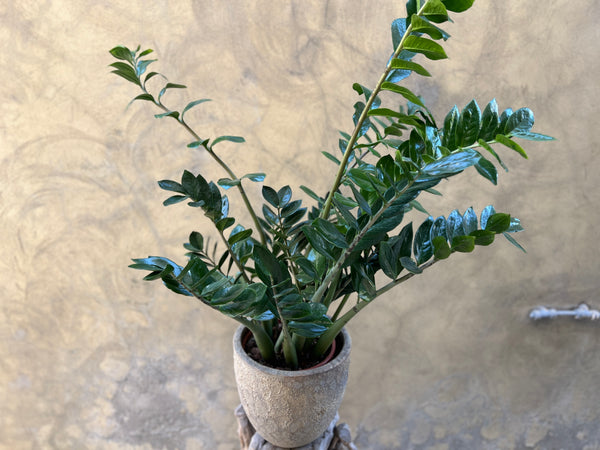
[2,1,599,448]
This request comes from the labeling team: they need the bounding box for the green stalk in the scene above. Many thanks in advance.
[313,259,437,358]
[319,1,429,220]
[237,317,275,363]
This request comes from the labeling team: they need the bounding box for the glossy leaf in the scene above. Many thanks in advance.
[109,46,134,63]
[242,173,266,182]
[457,100,481,147]
[212,135,245,146]
[462,207,478,235]
[505,107,534,136]
[470,230,495,246]
[400,256,422,274]
[510,131,555,141]
[158,179,185,193]
[410,15,450,40]
[163,195,187,206]
[495,134,528,159]
[181,99,212,120]
[480,205,496,230]
[451,235,475,253]
[413,218,433,264]
[479,99,499,142]
[432,236,451,259]
[422,0,449,23]
[421,149,480,177]
[442,105,459,150]
[475,157,498,185]
[314,218,348,248]
[391,18,408,49]
[446,209,464,241]
[217,178,241,189]
[390,59,432,76]
[381,82,424,107]
[485,213,511,233]
[262,186,279,208]
[403,36,448,60]
[442,0,474,12]
[228,229,253,245]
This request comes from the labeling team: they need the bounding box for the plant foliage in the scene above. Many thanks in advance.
[111,0,553,369]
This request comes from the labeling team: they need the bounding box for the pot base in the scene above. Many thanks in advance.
[235,404,356,450]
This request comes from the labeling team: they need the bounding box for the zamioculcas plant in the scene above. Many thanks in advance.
[111,0,553,371]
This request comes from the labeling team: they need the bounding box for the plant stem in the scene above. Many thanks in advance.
[319,1,428,220]
[313,258,437,358]
[217,229,251,283]
[237,317,275,363]
[151,97,267,246]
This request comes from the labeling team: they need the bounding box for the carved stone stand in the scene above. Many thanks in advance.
[235,405,356,450]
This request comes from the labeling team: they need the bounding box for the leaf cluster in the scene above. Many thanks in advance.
[113,0,553,369]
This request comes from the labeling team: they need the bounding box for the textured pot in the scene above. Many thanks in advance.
[233,326,351,448]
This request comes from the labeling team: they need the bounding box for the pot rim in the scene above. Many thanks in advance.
[233,325,351,378]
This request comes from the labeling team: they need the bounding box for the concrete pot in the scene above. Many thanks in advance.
[233,326,351,448]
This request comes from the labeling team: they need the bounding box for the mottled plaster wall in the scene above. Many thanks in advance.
[1,1,599,449]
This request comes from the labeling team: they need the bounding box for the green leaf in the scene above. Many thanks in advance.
[400,256,422,274]
[410,15,450,40]
[109,46,134,63]
[479,99,499,142]
[462,207,478,235]
[110,63,140,85]
[212,135,245,146]
[413,218,433,264]
[477,139,508,172]
[469,230,495,246]
[189,231,204,251]
[300,185,323,204]
[158,179,185,194]
[422,0,449,23]
[129,93,155,105]
[163,195,187,206]
[446,209,464,241]
[217,178,241,189]
[421,149,480,177]
[457,100,481,147]
[155,110,180,120]
[510,131,555,141]
[505,107,534,136]
[136,59,156,77]
[139,48,153,57]
[503,232,526,252]
[322,151,341,165]
[451,235,475,253]
[442,0,475,12]
[442,105,459,150]
[228,229,252,245]
[391,18,408,50]
[381,82,425,107]
[485,213,511,233]
[480,205,496,230]
[187,140,209,149]
[181,99,212,120]
[432,235,451,259]
[475,157,498,185]
[403,36,448,60]
[262,186,279,208]
[314,218,348,249]
[253,244,285,283]
[390,59,431,76]
[278,186,292,207]
[368,108,403,119]
[158,82,187,101]
[242,173,266,182]
[216,217,235,232]
[302,225,336,261]
[495,134,528,159]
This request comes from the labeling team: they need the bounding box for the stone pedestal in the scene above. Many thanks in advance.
[235,405,356,450]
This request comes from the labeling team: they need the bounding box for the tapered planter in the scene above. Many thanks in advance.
[233,326,351,448]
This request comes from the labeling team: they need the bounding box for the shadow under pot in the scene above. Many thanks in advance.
[232,326,351,448]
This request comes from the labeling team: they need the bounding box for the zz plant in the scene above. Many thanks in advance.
[111,0,553,370]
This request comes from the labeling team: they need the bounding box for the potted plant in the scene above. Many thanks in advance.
[110,0,553,447]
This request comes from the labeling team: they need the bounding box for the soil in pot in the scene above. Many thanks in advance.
[242,327,341,370]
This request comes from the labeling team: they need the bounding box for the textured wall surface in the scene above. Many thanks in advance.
[2,1,599,449]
